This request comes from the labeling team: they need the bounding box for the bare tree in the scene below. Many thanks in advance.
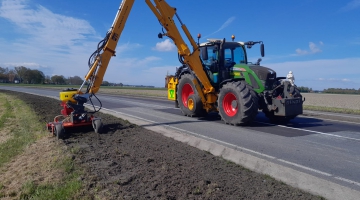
[51,75,66,85]
[0,67,9,82]
[14,66,28,83]
[8,69,16,82]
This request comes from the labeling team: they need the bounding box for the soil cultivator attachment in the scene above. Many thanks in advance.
[46,89,103,139]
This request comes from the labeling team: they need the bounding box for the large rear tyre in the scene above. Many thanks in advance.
[177,74,207,117]
[55,124,65,140]
[218,81,258,125]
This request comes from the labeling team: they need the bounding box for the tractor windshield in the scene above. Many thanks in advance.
[223,42,247,65]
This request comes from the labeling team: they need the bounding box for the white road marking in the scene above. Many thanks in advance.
[93,105,360,189]
[304,111,360,119]
[105,97,173,109]
[5,88,357,189]
[102,96,360,140]
[99,106,276,160]
[301,115,360,125]
[256,121,360,142]
[334,177,360,187]
[277,159,332,177]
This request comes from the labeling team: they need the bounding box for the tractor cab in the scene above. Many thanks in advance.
[200,38,268,93]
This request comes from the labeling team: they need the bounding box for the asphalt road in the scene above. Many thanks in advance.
[2,86,360,194]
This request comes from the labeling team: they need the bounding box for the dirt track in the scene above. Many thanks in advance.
[1,89,322,200]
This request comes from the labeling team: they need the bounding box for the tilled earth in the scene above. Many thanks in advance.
[1,89,322,200]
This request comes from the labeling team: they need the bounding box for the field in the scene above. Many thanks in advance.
[301,93,360,110]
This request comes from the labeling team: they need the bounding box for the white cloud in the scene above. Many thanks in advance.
[295,41,323,55]
[104,58,177,87]
[317,78,352,82]
[215,16,235,33]
[117,42,142,54]
[204,16,236,38]
[0,0,178,88]
[265,58,360,90]
[0,0,95,46]
[152,39,176,52]
[339,0,360,12]
[0,0,99,77]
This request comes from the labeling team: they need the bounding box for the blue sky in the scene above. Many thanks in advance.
[0,0,359,90]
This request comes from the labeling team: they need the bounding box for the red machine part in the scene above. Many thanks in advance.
[61,102,73,116]
[47,102,95,135]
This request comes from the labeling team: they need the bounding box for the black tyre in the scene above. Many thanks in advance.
[177,74,207,117]
[92,119,103,134]
[218,81,259,125]
[55,124,64,140]
[247,84,260,114]
[186,94,206,117]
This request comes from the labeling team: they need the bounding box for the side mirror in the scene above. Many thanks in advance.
[261,43,265,57]
[201,46,208,60]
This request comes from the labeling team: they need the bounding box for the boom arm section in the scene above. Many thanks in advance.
[82,0,135,94]
[78,0,216,107]
[146,0,216,105]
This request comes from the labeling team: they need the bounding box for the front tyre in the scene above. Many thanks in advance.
[92,119,103,134]
[177,74,206,117]
[218,81,258,125]
[55,124,65,140]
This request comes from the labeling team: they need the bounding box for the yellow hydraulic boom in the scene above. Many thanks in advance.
[54,0,219,137]
[73,0,216,110]
[81,0,135,94]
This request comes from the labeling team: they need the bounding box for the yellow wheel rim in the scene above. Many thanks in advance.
[188,98,194,111]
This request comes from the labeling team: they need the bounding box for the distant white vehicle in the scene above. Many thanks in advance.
[14,80,19,84]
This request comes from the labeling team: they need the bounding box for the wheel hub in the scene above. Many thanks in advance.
[231,100,237,109]
[223,92,238,117]
[188,98,194,111]
[181,83,194,108]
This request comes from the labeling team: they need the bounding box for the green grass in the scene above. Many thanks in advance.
[0,92,83,199]
[0,98,14,129]
[19,157,82,200]
[0,95,43,168]
[304,105,360,115]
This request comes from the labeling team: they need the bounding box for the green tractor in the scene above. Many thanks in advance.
[167,37,303,125]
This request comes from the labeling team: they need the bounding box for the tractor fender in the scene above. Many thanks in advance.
[175,65,190,79]
[219,78,245,88]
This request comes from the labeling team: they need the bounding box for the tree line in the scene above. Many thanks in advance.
[297,86,312,93]
[0,66,116,86]
[297,86,360,94]
[323,88,360,94]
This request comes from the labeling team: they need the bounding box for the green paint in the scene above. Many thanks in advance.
[169,89,175,98]
[231,64,266,94]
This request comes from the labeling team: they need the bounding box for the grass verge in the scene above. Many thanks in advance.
[0,92,82,199]
[19,156,82,200]
[0,93,42,168]
[304,105,360,115]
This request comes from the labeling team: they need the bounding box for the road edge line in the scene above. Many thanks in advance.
[95,106,360,200]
